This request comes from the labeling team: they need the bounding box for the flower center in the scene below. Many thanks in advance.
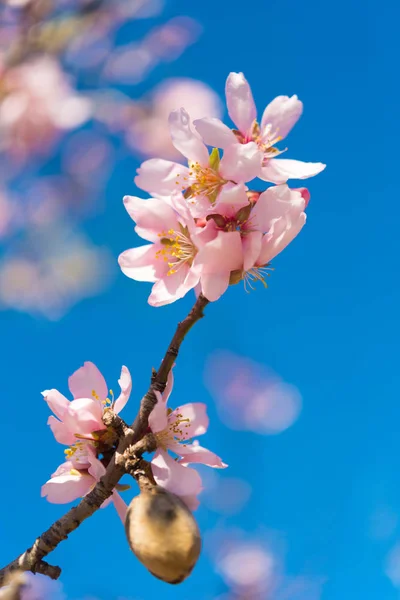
[176,162,226,203]
[92,388,113,409]
[156,227,197,276]
[234,120,286,162]
[155,409,192,450]
[64,440,87,464]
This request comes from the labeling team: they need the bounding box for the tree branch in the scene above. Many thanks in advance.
[0,294,209,586]
[131,294,209,443]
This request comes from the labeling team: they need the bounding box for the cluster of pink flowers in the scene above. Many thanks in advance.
[42,362,225,513]
[119,72,325,306]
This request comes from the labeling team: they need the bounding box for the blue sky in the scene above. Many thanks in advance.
[1,0,393,598]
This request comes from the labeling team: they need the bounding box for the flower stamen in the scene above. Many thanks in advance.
[156,228,197,276]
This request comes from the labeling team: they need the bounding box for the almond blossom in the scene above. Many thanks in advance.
[194,71,325,184]
[118,193,243,305]
[41,442,127,522]
[43,361,132,446]
[148,371,227,511]
[203,183,308,289]
[134,107,262,216]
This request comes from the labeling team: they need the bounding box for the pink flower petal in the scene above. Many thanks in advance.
[168,402,209,438]
[258,213,306,265]
[200,271,231,302]
[51,460,76,478]
[261,95,303,141]
[123,195,180,242]
[242,231,263,272]
[213,183,250,219]
[193,117,238,149]
[68,361,108,401]
[251,185,305,233]
[219,142,262,183]
[42,389,69,420]
[197,231,243,273]
[148,391,168,433]
[63,397,105,435]
[41,471,94,504]
[225,72,257,135]
[112,490,128,523]
[47,416,76,446]
[113,366,132,414]
[135,158,190,196]
[179,441,227,469]
[87,451,106,481]
[179,494,200,511]
[151,449,203,499]
[164,368,174,404]
[148,265,200,307]
[118,245,159,283]
[169,108,209,165]
[260,158,326,184]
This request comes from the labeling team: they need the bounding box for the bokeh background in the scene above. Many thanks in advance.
[0,0,389,598]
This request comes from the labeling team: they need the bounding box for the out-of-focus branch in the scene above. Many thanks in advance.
[0,294,209,586]
[3,0,109,67]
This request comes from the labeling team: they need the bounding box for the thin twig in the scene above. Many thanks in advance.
[0,294,209,586]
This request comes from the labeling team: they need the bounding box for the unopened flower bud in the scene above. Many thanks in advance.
[125,485,201,584]
[293,187,310,208]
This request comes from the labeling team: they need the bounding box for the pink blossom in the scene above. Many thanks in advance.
[134,107,262,216]
[43,361,132,446]
[41,443,127,522]
[202,183,308,288]
[118,193,243,305]
[0,57,91,160]
[194,72,325,184]
[148,371,227,510]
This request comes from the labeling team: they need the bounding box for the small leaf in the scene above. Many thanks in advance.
[209,148,220,171]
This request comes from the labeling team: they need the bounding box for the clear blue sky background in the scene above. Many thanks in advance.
[0,0,392,598]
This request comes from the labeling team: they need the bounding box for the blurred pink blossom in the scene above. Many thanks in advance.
[208,529,324,600]
[0,225,114,319]
[126,77,222,160]
[103,17,201,84]
[0,188,14,239]
[204,351,302,434]
[0,56,91,161]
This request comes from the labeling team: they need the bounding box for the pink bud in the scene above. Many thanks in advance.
[246,190,261,204]
[293,187,310,208]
